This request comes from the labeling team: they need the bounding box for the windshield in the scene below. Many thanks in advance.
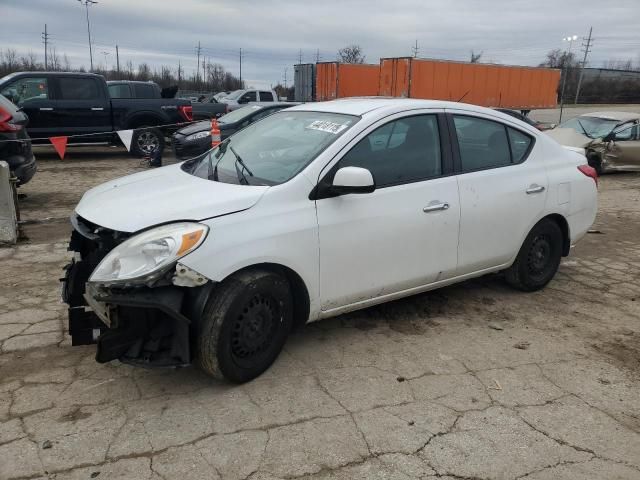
[218,105,263,124]
[223,90,243,100]
[183,111,358,185]
[559,116,620,139]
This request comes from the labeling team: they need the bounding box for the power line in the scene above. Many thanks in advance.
[575,27,594,104]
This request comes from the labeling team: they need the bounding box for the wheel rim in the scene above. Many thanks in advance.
[527,234,553,278]
[136,130,159,154]
[231,294,281,366]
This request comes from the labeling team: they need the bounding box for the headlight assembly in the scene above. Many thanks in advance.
[89,222,208,285]
[185,131,211,141]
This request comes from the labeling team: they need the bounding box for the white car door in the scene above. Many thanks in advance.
[315,112,460,312]
[447,111,548,274]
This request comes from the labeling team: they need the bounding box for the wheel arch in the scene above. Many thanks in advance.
[221,262,311,330]
[543,213,571,256]
[125,112,165,129]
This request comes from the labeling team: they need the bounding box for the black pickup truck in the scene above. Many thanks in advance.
[0,72,192,156]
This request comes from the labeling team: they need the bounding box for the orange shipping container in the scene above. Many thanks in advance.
[379,57,560,110]
[315,62,380,101]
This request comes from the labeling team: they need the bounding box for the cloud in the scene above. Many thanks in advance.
[2,0,639,89]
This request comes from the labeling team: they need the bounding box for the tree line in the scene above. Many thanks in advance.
[0,48,243,93]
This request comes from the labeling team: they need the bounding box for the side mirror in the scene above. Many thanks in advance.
[331,166,375,195]
[603,132,615,143]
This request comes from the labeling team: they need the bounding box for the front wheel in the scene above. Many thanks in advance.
[505,218,563,292]
[197,269,293,383]
[130,127,165,157]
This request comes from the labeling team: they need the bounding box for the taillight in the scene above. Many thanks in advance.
[0,106,21,132]
[578,165,598,187]
[178,105,193,122]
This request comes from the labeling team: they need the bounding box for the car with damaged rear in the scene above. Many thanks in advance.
[61,98,598,383]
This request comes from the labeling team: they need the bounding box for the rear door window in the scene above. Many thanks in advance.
[0,77,50,106]
[259,91,274,102]
[108,84,131,98]
[133,83,156,98]
[453,115,533,172]
[58,77,102,100]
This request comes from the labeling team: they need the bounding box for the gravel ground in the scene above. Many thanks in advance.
[1,145,639,480]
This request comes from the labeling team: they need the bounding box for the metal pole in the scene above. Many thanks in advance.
[196,41,201,87]
[574,27,593,104]
[116,44,120,74]
[558,36,576,124]
[239,48,242,86]
[43,24,48,70]
[84,1,94,71]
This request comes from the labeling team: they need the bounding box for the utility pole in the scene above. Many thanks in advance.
[42,24,50,69]
[195,41,202,87]
[298,49,303,64]
[115,44,120,74]
[177,60,182,88]
[202,57,207,90]
[411,39,419,58]
[283,67,288,88]
[239,48,243,86]
[315,49,321,63]
[78,0,97,72]
[574,27,594,104]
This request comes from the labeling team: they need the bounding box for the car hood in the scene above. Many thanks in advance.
[545,128,596,148]
[175,120,212,137]
[75,163,268,233]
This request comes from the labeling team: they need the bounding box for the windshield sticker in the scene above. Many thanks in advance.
[306,120,348,134]
[251,105,262,110]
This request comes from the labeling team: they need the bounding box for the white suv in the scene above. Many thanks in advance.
[63,98,598,382]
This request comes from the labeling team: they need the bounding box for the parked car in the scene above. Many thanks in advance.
[0,72,192,157]
[172,103,297,160]
[494,109,549,131]
[214,91,231,101]
[0,93,36,185]
[62,98,598,383]
[222,88,278,111]
[546,111,640,174]
[191,94,229,120]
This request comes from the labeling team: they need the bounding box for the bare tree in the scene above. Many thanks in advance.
[470,50,483,63]
[49,47,61,71]
[539,49,579,69]
[337,45,365,64]
[63,53,72,71]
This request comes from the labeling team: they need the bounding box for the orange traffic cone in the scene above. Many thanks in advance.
[211,119,221,148]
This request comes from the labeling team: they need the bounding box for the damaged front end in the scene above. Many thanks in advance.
[61,215,212,368]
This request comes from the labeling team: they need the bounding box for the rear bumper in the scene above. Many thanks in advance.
[12,155,37,185]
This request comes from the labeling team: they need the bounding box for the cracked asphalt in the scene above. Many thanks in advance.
[1,145,640,480]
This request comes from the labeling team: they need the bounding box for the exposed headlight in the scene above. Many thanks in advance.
[185,131,210,141]
[89,222,208,285]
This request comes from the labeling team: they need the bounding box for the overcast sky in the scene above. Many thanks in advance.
[1,0,639,89]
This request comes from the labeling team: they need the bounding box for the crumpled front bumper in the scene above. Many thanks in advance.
[61,215,212,368]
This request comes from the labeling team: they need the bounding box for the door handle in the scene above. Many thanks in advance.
[91,107,104,111]
[526,184,546,194]
[39,107,53,111]
[423,202,450,213]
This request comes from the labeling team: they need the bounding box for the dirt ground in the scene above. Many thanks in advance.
[1,144,640,480]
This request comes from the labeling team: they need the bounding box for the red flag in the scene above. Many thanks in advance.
[49,136,68,160]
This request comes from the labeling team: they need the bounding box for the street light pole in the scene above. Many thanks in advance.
[78,0,98,71]
[558,35,577,124]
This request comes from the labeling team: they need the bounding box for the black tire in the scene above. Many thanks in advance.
[197,269,293,383]
[130,127,165,157]
[505,218,563,292]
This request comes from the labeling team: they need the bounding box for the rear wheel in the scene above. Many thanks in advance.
[197,269,293,383]
[130,127,165,157]
[505,218,563,292]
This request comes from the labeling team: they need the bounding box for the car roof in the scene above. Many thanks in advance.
[287,97,499,117]
[579,111,639,122]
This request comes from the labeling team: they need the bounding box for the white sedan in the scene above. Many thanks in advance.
[63,98,598,382]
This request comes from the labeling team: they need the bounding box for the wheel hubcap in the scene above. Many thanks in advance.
[527,235,551,275]
[231,295,279,359]
[137,131,159,154]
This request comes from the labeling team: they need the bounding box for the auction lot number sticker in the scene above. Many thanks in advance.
[306,120,348,134]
